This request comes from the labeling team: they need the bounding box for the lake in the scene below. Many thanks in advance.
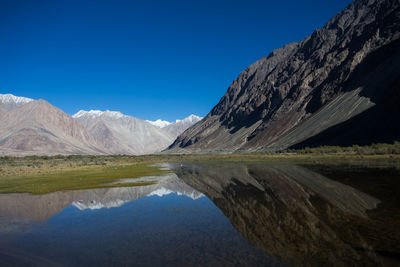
[0,161,399,266]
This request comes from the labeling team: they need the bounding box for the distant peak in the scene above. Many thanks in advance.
[187,114,202,120]
[0,93,34,104]
[175,114,203,123]
[146,119,171,128]
[73,109,126,119]
[147,114,202,128]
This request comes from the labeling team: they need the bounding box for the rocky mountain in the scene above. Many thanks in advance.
[73,110,175,155]
[168,0,400,153]
[0,99,105,155]
[0,94,202,155]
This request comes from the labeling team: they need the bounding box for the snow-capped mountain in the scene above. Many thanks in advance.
[0,93,33,104]
[146,119,171,128]
[73,110,127,120]
[147,114,203,137]
[163,114,203,136]
[0,93,201,155]
[73,109,175,155]
[0,93,34,112]
[73,111,203,154]
[176,114,203,124]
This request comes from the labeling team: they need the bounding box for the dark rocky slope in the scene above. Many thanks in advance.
[168,0,400,153]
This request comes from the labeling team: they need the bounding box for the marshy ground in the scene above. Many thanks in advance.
[1,143,399,194]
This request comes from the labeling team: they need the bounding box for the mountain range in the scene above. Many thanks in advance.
[167,0,400,153]
[2,0,399,155]
[0,94,202,155]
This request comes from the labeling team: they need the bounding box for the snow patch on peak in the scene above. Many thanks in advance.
[73,109,126,119]
[147,115,202,128]
[0,93,34,104]
[73,110,93,118]
[178,114,202,123]
[146,119,171,128]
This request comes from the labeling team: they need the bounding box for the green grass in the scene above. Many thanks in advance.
[1,142,400,195]
[0,164,169,194]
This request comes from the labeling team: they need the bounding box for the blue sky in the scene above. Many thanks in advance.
[0,0,353,121]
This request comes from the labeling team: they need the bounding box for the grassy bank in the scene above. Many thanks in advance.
[0,154,183,179]
[1,149,400,177]
[0,161,169,194]
[1,143,400,194]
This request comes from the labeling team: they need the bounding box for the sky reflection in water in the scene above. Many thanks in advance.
[0,172,276,266]
[0,162,399,266]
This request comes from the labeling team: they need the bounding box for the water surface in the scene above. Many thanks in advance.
[0,161,399,266]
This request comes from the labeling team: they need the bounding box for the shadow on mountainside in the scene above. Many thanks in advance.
[291,35,400,148]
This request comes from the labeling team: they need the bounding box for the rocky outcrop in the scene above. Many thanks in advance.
[168,0,400,153]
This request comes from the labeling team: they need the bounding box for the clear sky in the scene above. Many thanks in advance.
[0,0,353,121]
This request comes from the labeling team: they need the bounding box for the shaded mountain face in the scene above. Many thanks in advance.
[175,162,400,266]
[168,0,400,153]
[73,110,176,155]
[0,100,106,155]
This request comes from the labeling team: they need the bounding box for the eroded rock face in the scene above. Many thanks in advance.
[168,0,400,153]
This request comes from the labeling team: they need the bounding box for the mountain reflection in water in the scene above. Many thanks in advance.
[0,162,399,266]
[0,172,276,266]
[174,162,400,267]
[0,174,202,223]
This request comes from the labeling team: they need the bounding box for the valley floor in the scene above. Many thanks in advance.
[1,143,399,194]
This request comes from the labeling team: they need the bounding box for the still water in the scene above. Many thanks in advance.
[0,162,399,266]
